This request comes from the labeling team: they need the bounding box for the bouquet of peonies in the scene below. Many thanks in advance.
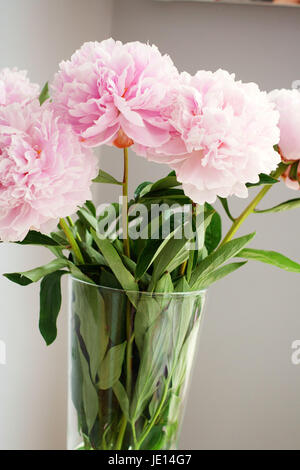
[2,39,300,450]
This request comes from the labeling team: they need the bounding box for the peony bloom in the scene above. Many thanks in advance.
[51,38,179,149]
[269,89,300,161]
[0,67,40,106]
[0,101,98,242]
[139,70,281,204]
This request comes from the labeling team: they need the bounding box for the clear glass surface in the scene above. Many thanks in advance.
[68,278,206,450]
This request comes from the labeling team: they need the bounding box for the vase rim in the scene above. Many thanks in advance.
[70,276,206,297]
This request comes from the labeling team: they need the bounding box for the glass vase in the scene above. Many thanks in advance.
[68,278,206,450]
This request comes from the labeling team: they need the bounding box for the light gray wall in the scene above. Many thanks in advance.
[1,0,300,451]
[0,0,113,450]
[110,0,300,450]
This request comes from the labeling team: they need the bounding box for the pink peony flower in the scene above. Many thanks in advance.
[0,68,40,106]
[0,101,98,242]
[51,38,179,149]
[269,88,300,161]
[139,70,281,204]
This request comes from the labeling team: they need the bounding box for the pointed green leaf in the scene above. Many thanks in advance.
[3,272,34,286]
[16,230,59,246]
[190,232,255,288]
[91,230,138,304]
[76,337,99,433]
[85,200,97,216]
[77,207,98,231]
[39,270,67,345]
[98,342,127,390]
[246,173,279,187]
[39,82,50,105]
[73,282,109,381]
[237,248,300,273]
[4,258,70,285]
[113,381,129,419]
[255,198,300,214]
[134,181,153,200]
[148,209,214,289]
[192,261,247,290]
[205,204,222,254]
[93,169,122,185]
[150,175,181,192]
[218,197,235,222]
[134,297,161,354]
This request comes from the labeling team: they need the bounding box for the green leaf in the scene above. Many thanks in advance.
[93,169,122,185]
[175,276,190,293]
[237,248,300,273]
[255,198,300,214]
[172,316,201,392]
[3,272,33,286]
[134,174,180,201]
[76,337,99,433]
[134,297,161,354]
[288,161,298,181]
[218,197,235,222]
[139,188,191,205]
[165,248,189,276]
[154,273,174,308]
[77,207,98,231]
[4,257,94,287]
[68,263,96,285]
[73,282,109,381]
[16,230,59,246]
[155,272,174,294]
[85,200,97,217]
[121,254,151,286]
[91,230,139,304]
[204,204,222,254]
[70,322,86,432]
[150,175,181,193]
[98,269,122,290]
[39,82,50,105]
[149,237,190,290]
[148,209,215,289]
[79,242,108,266]
[39,270,67,345]
[139,424,166,450]
[190,232,255,288]
[192,261,247,290]
[246,173,279,188]
[113,381,129,419]
[135,210,194,281]
[98,342,127,390]
[131,312,170,421]
[134,181,152,200]
[50,231,69,246]
[4,258,70,285]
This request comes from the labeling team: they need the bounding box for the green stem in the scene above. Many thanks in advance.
[131,422,138,449]
[115,147,132,451]
[122,147,130,258]
[66,215,82,243]
[220,164,287,246]
[126,305,133,397]
[59,218,84,264]
[135,378,171,450]
[115,415,127,450]
[179,202,197,278]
